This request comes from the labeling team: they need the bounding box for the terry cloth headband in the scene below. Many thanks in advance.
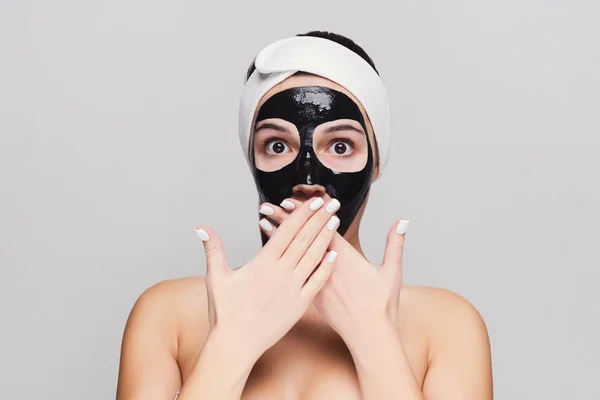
[238,36,391,179]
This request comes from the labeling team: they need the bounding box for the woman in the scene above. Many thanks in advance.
[116,31,493,400]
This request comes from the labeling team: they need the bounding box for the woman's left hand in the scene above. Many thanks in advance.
[258,197,410,348]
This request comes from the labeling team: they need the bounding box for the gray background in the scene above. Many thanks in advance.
[1,0,599,399]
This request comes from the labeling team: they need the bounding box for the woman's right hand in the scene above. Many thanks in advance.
[194,196,341,364]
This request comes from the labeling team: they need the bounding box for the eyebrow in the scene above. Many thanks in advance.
[321,124,365,135]
[254,122,289,133]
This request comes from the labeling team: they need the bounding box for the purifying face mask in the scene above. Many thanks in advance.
[251,86,374,243]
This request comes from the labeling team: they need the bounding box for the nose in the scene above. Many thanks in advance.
[298,148,318,185]
[292,184,327,201]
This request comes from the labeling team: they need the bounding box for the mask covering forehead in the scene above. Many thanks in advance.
[251,86,374,244]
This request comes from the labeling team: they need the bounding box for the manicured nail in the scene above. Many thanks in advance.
[325,199,341,213]
[259,204,274,216]
[396,219,410,235]
[259,218,273,232]
[280,199,295,211]
[195,228,210,241]
[327,250,338,263]
[309,197,325,210]
[327,215,340,231]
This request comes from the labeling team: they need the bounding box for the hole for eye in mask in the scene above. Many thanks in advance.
[311,119,369,173]
[252,118,300,172]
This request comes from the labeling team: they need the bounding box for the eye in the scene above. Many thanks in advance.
[265,140,290,155]
[328,141,354,156]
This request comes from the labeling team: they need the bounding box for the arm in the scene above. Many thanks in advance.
[421,291,493,399]
[176,328,255,400]
[347,317,425,400]
[118,195,340,400]
[116,281,182,400]
[349,290,492,400]
[116,280,255,400]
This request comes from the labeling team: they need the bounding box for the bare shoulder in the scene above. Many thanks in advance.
[399,284,490,350]
[127,276,210,353]
[117,277,209,399]
[400,284,487,321]
[399,284,493,398]
[133,276,208,317]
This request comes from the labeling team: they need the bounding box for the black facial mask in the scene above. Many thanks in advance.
[251,86,374,245]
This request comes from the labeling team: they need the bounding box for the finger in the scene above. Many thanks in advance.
[278,195,332,213]
[261,196,327,259]
[278,198,302,212]
[330,231,355,252]
[258,217,277,238]
[280,198,341,267]
[301,250,338,300]
[263,203,353,264]
[259,202,292,226]
[282,197,354,255]
[381,219,410,271]
[194,225,229,276]
[295,215,340,283]
[268,200,348,254]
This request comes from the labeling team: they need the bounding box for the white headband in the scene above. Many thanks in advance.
[238,36,391,178]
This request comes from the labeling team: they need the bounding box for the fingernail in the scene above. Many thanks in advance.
[325,199,340,213]
[327,250,338,263]
[309,197,325,210]
[280,199,295,211]
[195,228,210,241]
[396,219,410,235]
[327,215,340,231]
[259,205,274,216]
[259,218,273,232]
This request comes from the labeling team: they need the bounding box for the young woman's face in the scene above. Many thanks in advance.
[253,75,377,176]
[254,101,370,174]
[250,74,379,239]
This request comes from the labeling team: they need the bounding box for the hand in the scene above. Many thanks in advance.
[193,196,341,364]
[261,197,409,348]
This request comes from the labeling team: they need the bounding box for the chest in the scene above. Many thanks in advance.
[180,330,428,400]
[241,336,363,400]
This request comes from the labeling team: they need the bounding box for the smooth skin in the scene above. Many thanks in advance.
[181,196,341,399]
[260,197,421,399]
[116,75,493,399]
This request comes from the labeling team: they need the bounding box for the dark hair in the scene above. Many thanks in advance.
[245,30,379,81]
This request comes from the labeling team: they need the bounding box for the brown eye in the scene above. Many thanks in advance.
[328,141,353,156]
[266,140,290,155]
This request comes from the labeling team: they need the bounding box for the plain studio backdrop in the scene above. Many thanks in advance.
[1,0,599,398]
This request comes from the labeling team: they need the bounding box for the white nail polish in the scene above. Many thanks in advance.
[195,228,210,241]
[396,219,410,235]
[327,250,338,263]
[325,199,341,213]
[259,218,273,232]
[327,216,340,231]
[259,205,274,216]
[309,197,325,210]
[280,199,295,211]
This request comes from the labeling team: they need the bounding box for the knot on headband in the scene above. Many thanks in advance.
[239,36,391,178]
